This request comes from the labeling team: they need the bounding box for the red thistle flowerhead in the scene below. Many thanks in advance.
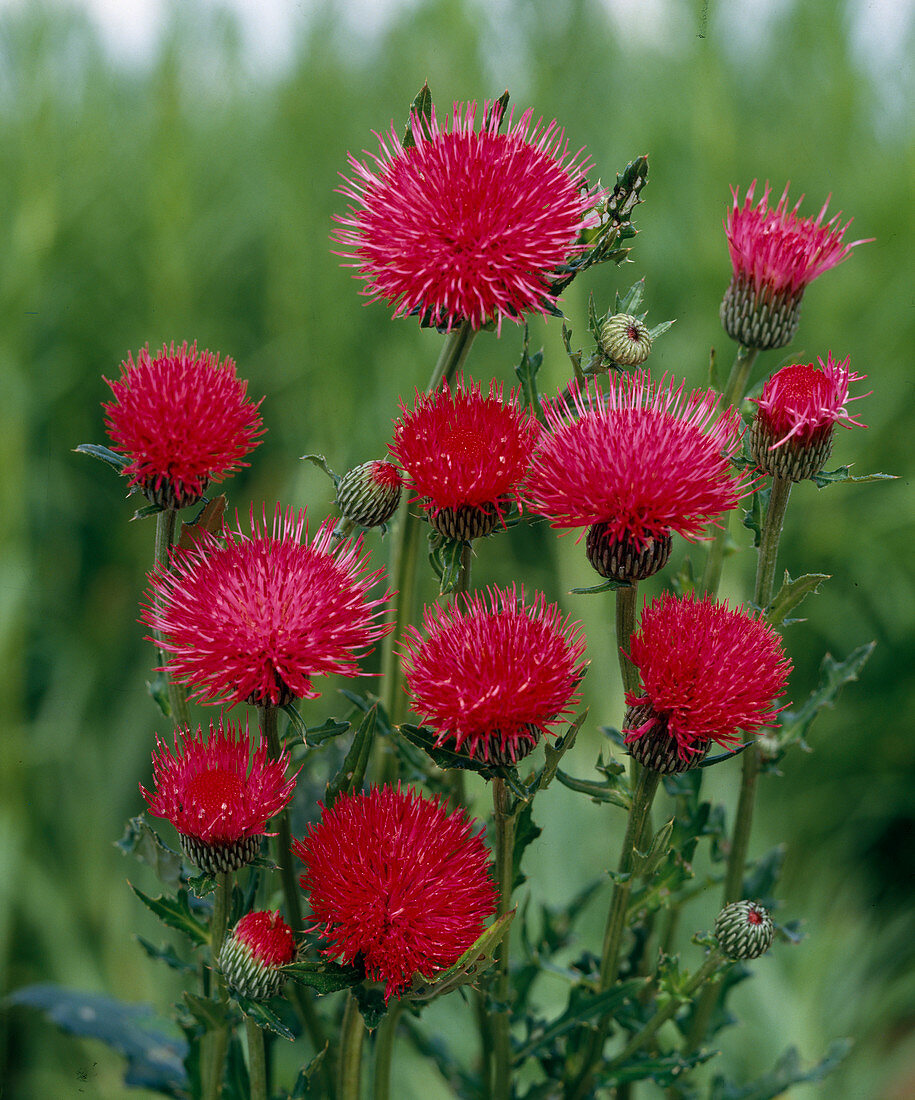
[720,181,871,350]
[142,504,393,707]
[390,377,541,540]
[103,342,264,509]
[524,374,749,582]
[219,910,298,1000]
[401,584,587,765]
[748,353,868,481]
[622,593,792,773]
[293,785,497,1002]
[140,717,296,873]
[334,99,600,332]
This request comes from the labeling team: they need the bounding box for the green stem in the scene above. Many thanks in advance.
[492,776,517,1100]
[378,323,478,783]
[372,1000,404,1100]
[153,507,191,728]
[339,992,365,1100]
[615,583,640,697]
[700,345,760,596]
[245,1016,269,1100]
[754,476,792,613]
[611,951,725,1067]
[203,872,232,1100]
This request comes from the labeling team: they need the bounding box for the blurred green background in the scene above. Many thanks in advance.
[1,0,913,1096]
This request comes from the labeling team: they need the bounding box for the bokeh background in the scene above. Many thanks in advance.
[1,0,913,1096]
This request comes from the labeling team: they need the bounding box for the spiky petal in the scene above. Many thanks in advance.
[293,785,497,1001]
[622,593,792,767]
[103,342,264,508]
[334,101,600,331]
[140,718,296,872]
[402,585,587,764]
[143,504,393,707]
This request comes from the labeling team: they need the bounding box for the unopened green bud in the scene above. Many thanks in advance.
[336,460,403,528]
[714,900,774,960]
[599,314,653,367]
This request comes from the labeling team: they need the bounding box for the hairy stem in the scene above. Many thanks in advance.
[339,992,365,1100]
[492,776,517,1100]
[152,507,191,728]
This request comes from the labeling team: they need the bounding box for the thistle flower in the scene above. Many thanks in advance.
[402,585,587,765]
[140,718,295,874]
[748,353,867,481]
[720,181,870,350]
[103,342,264,509]
[335,460,403,529]
[390,378,541,541]
[143,504,393,707]
[524,374,749,581]
[219,910,297,1000]
[622,592,791,773]
[293,786,497,1001]
[714,901,774,960]
[334,100,599,331]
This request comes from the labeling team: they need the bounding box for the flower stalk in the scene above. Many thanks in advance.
[372,1000,404,1100]
[491,775,517,1100]
[245,1016,269,1100]
[203,871,232,1100]
[339,992,365,1100]
[152,507,191,728]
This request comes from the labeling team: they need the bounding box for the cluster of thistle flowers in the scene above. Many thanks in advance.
[98,95,870,1043]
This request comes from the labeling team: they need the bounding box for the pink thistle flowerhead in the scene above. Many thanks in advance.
[622,592,792,774]
[142,504,393,707]
[748,353,868,481]
[103,342,264,509]
[334,99,600,332]
[335,459,403,530]
[720,181,871,350]
[524,374,750,582]
[293,785,497,1002]
[390,377,541,541]
[140,717,296,874]
[219,910,298,1000]
[402,585,587,765]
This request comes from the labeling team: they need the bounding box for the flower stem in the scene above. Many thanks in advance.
[615,582,640,697]
[491,776,517,1100]
[378,323,478,783]
[203,871,231,1100]
[339,992,365,1100]
[245,1016,269,1100]
[153,507,191,728]
[372,1000,404,1100]
[700,345,760,596]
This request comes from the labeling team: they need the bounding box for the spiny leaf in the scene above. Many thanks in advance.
[812,465,896,489]
[776,642,875,751]
[570,577,632,595]
[129,885,208,946]
[765,571,830,626]
[281,959,362,995]
[300,452,339,486]
[529,710,588,796]
[73,442,130,471]
[401,81,434,149]
[512,802,542,891]
[555,766,631,810]
[116,817,183,892]
[514,323,544,410]
[325,706,376,808]
[630,818,674,877]
[134,936,195,974]
[408,911,515,1002]
[183,992,232,1033]
[742,485,769,548]
[233,992,297,1041]
[428,531,466,595]
[709,1038,852,1100]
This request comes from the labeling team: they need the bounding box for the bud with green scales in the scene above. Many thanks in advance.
[598,313,652,367]
[714,900,774,959]
[335,460,403,528]
[219,910,297,1000]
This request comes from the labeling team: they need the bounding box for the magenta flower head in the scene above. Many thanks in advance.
[720,181,871,350]
[141,717,296,873]
[390,377,541,541]
[103,342,264,509]
[219,910,298,1000]
[143,504,393,707]
[334,99,600,332]
[402,585,587,765]
[748,353,868,481]
[622,593,792,774]
[524,374,750,582]
[293,785,497,1002]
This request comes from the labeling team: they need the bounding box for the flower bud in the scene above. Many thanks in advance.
[219,910,297,1000]
[714,900,774,960]
[335,460,403,528]
[599,313,653,367]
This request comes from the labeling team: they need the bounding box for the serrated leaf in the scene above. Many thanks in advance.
[742,486,769,548]
[401,81,434,149]
[483,89,510,132]
[697,742,751,768]
[281,959,362,994]
[530,710,588,796]
[741,845,786,907]
[776,642,875,751]
[709,1039,852,1100]
[354,985,388,1030]
[409,911,515,1002]
[129,884,208,946]
[599,1048,715,1087]
[145,669,172,718]
[614,278,645,315]
[570,577,632,595]
[630,818,674,877]
[647,319,675,340]
[765,571,830,626]
[555,767,631,810]
[233,992,297,1041]
[183,992,233,1033]
[116,817,183,892]
[398,723,490,775]
[289,1043,330,1098]
[428,532,466,595]
[135,936,196,974]
[325,706,376,808]
[302,715,351,747]
[515,323,544,410]
[512,802,542,891]
[812,465,896,488]
[300,452,339,486]
[7,985,188,1094]
[74,442,130,471]
[513,980,646,1066]
[186,871,217,898]
[132,502,164,521]
[561,321,583,377]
